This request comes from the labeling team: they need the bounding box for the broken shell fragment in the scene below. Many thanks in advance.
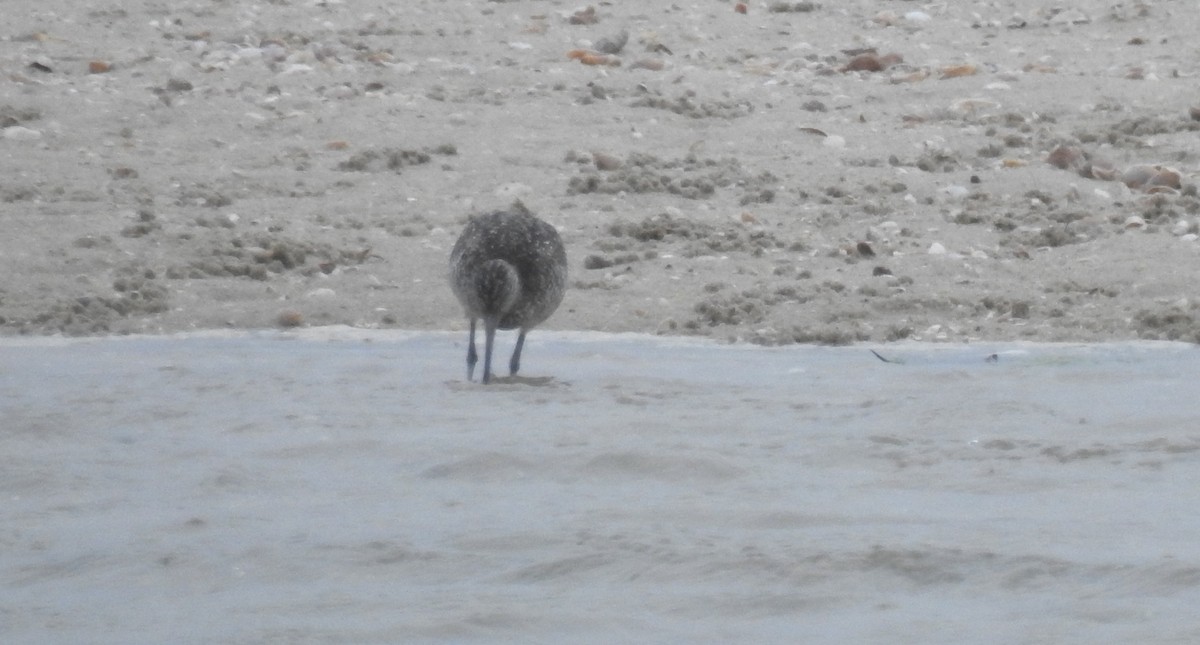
[939,63,978,79]
[1122,165,1182,192]
[629,58,665,71]
[567,49,621,66]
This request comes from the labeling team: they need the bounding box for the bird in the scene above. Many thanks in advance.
[449,205,567,384]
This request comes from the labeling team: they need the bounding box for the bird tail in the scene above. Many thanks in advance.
[473,259,521,317]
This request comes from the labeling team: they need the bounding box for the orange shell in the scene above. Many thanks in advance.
[568,49,620,66]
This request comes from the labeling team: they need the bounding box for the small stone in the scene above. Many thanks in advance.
[277,310,303,327]
[928,242,947,255]
[822,135,846,149]
[165,78,193,92]
[88,60,111,74]
[592,151,622,170]
[594,31,628,55]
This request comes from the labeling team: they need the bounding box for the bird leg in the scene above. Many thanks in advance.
[510,329,527,376]
[465,318,478,381]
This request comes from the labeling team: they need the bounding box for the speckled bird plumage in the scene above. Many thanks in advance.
[449,208,567,383]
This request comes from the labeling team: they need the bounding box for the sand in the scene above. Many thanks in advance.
[2,0,1199,343]
[4,1,1200,642]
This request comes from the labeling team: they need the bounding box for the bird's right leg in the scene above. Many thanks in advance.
[466,318,478,381]
[509,329,527,376]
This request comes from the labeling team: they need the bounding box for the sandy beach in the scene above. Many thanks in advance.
[3,1,1200,642]
[2,0,1199,343]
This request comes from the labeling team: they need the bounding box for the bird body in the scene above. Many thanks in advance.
[449,208,567,383]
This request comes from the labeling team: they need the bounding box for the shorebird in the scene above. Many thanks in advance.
[449,206,567,384]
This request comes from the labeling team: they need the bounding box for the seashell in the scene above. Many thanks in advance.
[629,58,665,71]
[1002,158,1028,168]
[873,11,900,26]
[88,60,111,74]
[1022,62,1058,74]
[1146,166,1182,189]
[891,69,930,83]
[822,135,846,148]
[567,49,620,66]
[326,140,350,150]
[939,63,978,79]
[1124,215,1146,229]
[950,98,1000,113]
[1122,165,1182,191]
[1085,156,1119,181]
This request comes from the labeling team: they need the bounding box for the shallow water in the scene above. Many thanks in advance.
[3,330,1199,644]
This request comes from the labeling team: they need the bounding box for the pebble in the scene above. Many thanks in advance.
[592,151,623,170]
[928,242,947,255]
[306,288,336,299]
[939,185,969,200]
[277,310,303,328]
[1048,9,1090,25]
[822,135,846,149]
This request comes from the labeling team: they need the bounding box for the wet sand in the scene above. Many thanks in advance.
[2,330,1199,643]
